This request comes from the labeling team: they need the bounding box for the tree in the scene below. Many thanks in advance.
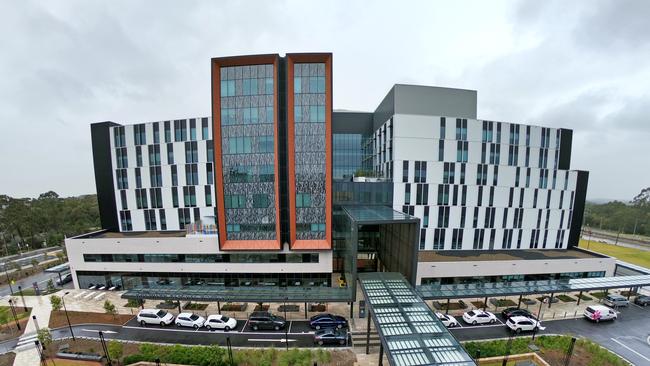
[108,341,124,365]
[46,279,56,293]
[30,258,39,269]
[50,295,62,311]
[38,191,60,200]
[104,300,117,318]
[37,328,52,348]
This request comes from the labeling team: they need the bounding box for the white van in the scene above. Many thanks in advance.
[583,305,617,323]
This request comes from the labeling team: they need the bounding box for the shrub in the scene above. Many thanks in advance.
[108,341,124,365]
[104,300,117,318]
[37,328,52,348]
[50,295,62,311]
[47,279,56,293]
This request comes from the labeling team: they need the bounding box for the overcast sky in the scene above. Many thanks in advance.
[0,0,648,201]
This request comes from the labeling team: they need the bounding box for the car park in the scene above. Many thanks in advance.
[205,314,238,331]
[435,312,459,328]
[462,310,497,325]
[604,294,629,307]
[584,305,617,323]
[501,307,536,321]
[248,311,286,330]
[56,273,73,286]
[137,309,175,326]
[506,316,545,333]
[175,312,206,329]
[309,313,348,329]
[313,328,348,345]
[634,295,650,306]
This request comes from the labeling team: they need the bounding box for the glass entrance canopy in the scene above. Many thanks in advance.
[416,274,650,300]
[358,272,475,366]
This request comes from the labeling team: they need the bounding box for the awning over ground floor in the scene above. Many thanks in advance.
[416,274,650,300]
[121,285,353,303]
[44,262,70,273]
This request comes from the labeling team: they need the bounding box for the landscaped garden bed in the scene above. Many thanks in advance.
[49,339,356,366]
[278,304,299,312]
[489,298,517,307]
[577,293,592,301]
[48,310,134,328]
[0,306,31,341]
[123,299,144,308]
[254,304,270,311]
[521,298,537,305]
[556,294,576,302]
[221,303,247,311]
[536,296,559,303]
[590,291,608,299]
[183,302,208,311]
[0,352,16,366]
[464,335,629,366]
[470,301,487,309]
[432,301,467,310]
[155,300,178,309]
[309,303,327,312]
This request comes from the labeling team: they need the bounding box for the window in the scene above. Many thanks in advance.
[133,124,146,145]
[402,161,409,182]
[414,161,427,183]
[456,141,468,162]
[423,206,429,228]
[166,143,174,164]
[144,209,157,231]
[150,167,162,187]
[455,118,467,140]
[135,168,142,188]
[135,146,143,167]
[493,166,498,186]
[159,210,167,230]
[416,184,428,205]
[189,119,197,141]
[226,137,252,154]
[433,229,445,250]
[404,184,411,205]
[253,194,270,208]
[185,141,198,163]
[440,117,446,138]
[148,145,161,166]
[205,186,212,207]
[116,169,128,190]
[135,188,148,209]
[419,229,426,250]
[296,193,312,208]
[172,187,179,208]
[437,184,449,205]
[476,164,487,185]
[515,167,521,187]
[206,141,214,162]
[174,120,187,142]
[185,164,198,185]
[460,207,467,228]
[119,211,132,231]
[451,229,463,250]
[206,164,214,185]
[171,165,178,186]
[164,121,171,143]
[460,164,466,185]
[438,140,444,161]
[437,206,450,227]
[115,147,128,169]
[149,188,163,208]
[201,118,209,139]
[113,126,126,147]
[178,208,191,229]
[183,186,197,207]
[473,229,485,249]
[443,163,455,184]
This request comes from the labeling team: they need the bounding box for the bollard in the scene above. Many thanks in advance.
[552,312,555,319]
[564,311,567,318]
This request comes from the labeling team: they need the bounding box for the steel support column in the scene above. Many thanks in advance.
[577,291,583,306]
[483,296,488,311]
[445,298,450,315]
[548,293,554,309]
[365,310,372,355]
[378,343,384,366]
[517,294,522,308]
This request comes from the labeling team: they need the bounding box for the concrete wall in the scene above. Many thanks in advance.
[416,257,616,284]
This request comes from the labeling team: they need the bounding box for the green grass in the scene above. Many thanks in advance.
[578,294,593,301]
[590,291,608,299]
[17,287,60,296]
[0,306,30,325]
[556,294,576,302]
[579,239,650,269]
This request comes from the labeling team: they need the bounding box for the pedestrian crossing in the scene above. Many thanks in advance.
[15,332,38,351]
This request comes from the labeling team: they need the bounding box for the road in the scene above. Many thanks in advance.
[583,233,650,252]
[449,303,650,365]
[49,319,347,348]
[0,270,73,297]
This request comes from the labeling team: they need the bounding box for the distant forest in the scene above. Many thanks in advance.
[0,191,100,256]
[584,187,650,236]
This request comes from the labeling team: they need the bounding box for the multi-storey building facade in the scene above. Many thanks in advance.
[69,53,610,295]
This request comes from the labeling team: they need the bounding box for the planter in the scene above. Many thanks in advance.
[278,305,299,312]
[221,303,247,311]
[254,304,270,311]
[309,304,326,312]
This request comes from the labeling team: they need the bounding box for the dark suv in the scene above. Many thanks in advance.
[501,307,536,321]
[248,311,286,331]
[309,313,348,330]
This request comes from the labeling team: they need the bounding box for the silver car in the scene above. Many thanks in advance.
[604,294,629,307]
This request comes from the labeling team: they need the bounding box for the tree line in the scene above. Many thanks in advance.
[0,191,100,255]
[584,187,650,236]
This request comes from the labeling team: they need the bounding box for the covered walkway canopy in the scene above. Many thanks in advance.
[358,272,475,366]
[44,262,70,274]
[416,274,650,300]
[122,285,352,303]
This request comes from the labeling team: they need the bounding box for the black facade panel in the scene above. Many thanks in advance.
[558,129,573,170]
[91,121,120,231]
[568,170,589,248]
[278,57,290,247]
[332,111,373,134]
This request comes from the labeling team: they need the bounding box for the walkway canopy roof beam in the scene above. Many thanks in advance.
[44,262,70,274]
[358,272,475,366]
[121,285,352,303]
[416,275,650,300]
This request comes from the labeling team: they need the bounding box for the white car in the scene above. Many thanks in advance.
[205,314,238,331]
[436,312,459,328]
[506,316,545,333]
[175,312,206,329]
[137,309,175,326]
[462,310,497,325]
[584,305,617,323]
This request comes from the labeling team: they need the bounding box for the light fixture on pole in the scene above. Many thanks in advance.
[61,292,75,341]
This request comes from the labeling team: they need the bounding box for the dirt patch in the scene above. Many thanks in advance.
[328,349,356,366]
[471,301,487,309]
[0,352,15,366]
[49,310,134,328]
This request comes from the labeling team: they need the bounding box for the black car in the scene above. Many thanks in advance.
[635,295,650,307]
[248,311,286,331]
[313,328,348,346]
[309,313,348,330]
[56,273,73,286]
[501,307,536,320]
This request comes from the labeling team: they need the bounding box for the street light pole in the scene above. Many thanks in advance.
[8,299,21,330]
[284,296,289,351]
[61,292,75,341]
[18,285,27,312]
[531,296,544,341]
[99,331,112,365]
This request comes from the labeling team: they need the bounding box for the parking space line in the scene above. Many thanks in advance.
[74,291,87,299]
[611,338,650,362]
[240,320,248,333]
[631,303,645,310]
[122,325,310,336]
[288,321,293,333]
